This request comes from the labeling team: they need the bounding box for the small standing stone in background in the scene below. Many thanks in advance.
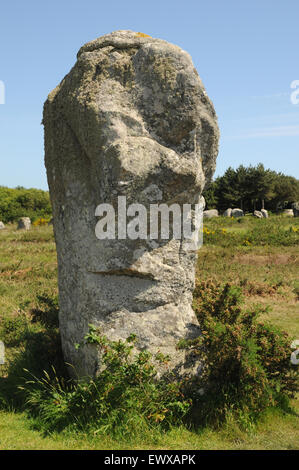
[203,209,219,218]
[17,217,31,230]
[231,208,244,217]
[0,341,5,365]
[0,221,5,229]
[223,208,232,217]
[282,209,294,217]
[291,202,299,217]
[261,209,268,218]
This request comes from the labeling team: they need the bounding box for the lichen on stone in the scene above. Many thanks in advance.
[135,32,151,38]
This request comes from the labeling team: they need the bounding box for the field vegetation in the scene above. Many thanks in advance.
[0,215,298,449]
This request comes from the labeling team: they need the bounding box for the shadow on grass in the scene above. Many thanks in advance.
[0,294,67,411]
[0,327,67,409]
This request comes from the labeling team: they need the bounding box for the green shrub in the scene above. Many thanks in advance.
[1,284,297,435]
[203,216,299,247]
[0,186,52,223]
[180,281,298,427]
[0,313,29,347]
[19,328,191,436]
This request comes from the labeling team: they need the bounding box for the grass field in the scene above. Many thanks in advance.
[0,215,298,450]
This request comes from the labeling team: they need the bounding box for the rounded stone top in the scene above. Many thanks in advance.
[45,30,219,192]
[77,30,186,58]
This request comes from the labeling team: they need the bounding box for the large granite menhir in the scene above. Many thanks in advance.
[44,31,219,377]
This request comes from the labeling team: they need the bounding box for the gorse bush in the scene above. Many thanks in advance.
[1,281,297,434]
[179,280,298,427]
[20,328,191,436]
[32,217,51,226]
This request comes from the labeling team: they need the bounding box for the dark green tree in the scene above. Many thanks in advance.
[203,164,299,213]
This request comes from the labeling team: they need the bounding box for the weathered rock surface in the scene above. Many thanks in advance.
[43,30,219,377]
[261,209,268,218]
[253,210,263,219]
[17,217,31,230]
[203,209,218,218]
[231,208,244,217]
[0,221,5,230]
[291,202,299,217]
[283,209,294,217]
[0,340,5,365]
[223,208,232,217]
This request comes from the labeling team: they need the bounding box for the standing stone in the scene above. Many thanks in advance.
[0,341,5,365]
[261,209,268,218]
[0,222,5,230]
[223,208,232,217]
[253,210,263,219]
[203,209,218,218]
[231,208,244,217]
[283,209,294,217]
[17,217,31,230]
[43,31,219,377]
[291,202,299,217]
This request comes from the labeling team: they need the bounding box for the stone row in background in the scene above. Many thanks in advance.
[0,217,54,230]
[203,208,246,218]
[17,217,31,230]
[0,205,297,229]
[203,206,299,218]
[0,217,32,230]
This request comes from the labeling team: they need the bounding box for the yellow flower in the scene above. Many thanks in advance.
[33,217,49,226]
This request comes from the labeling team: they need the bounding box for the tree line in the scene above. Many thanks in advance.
[203,164,299,212]
[0,186,52,223]
[0,164,298,223]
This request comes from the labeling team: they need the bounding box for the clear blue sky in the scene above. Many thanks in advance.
[0,0,298,190]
